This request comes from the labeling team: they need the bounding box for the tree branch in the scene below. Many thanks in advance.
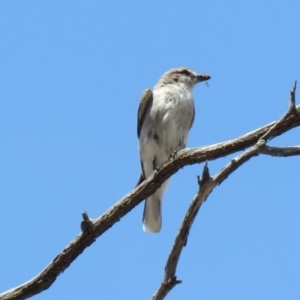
[154,143,300,300]
[153,140,300,299]
[258,145,300,157]
[152,147,259,299]
[152,82,299,298]
[1,83,299,300]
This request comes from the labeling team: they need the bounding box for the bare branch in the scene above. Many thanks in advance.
[289,80,297,111]
[259,81,297,143]
[258,145,300,157]
[80,211,94,232]
[1,89,299,300]
[152,83,300,299]
[152,144,300,299]
[152,146,259,300]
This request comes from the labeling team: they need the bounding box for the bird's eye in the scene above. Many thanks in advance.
[180,70,190,76]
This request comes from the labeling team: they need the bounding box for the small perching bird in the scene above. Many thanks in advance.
[137,67,210,233]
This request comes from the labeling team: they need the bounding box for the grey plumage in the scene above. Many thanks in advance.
[137,67,210,233]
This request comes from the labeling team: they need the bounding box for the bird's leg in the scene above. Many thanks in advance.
[152,157,159,177]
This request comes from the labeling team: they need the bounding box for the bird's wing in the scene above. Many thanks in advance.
[136,172,145,187]
[137,88,153,138]
[136,89,152,186]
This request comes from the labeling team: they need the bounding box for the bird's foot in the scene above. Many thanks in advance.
[168,150,178,161]
[153,167,160,177]
[152,158,160,177]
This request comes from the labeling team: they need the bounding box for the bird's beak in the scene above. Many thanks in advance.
[195,74,211,83]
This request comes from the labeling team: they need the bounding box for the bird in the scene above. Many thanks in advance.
[137,67,210,233]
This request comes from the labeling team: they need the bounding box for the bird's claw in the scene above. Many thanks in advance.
[153,168,159,177]
[168,150,178,161]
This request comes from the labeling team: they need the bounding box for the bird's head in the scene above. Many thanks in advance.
[155,67,210,89]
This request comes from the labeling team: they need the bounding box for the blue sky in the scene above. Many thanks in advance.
[0,1,299,299]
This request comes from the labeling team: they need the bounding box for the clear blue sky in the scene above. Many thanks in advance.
[1,1,299,299]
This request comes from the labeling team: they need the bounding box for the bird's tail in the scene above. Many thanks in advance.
[143,195,162,233]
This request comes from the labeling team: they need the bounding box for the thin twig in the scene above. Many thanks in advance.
[80,211,94,232]
[259,81,297,143]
